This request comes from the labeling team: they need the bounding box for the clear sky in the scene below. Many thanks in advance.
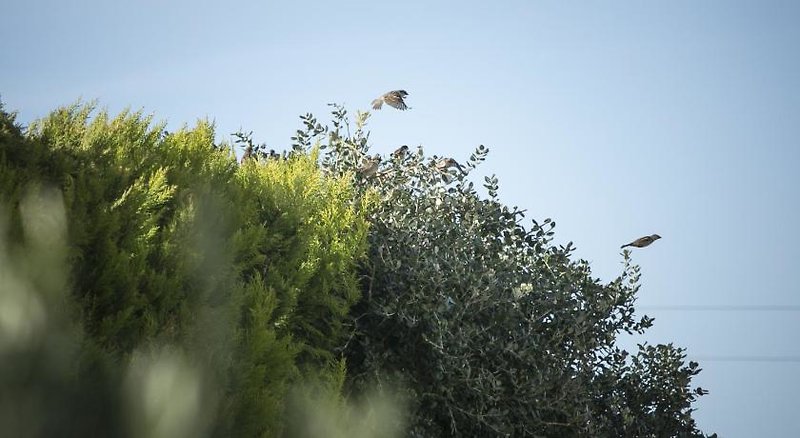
[3,1,799,435]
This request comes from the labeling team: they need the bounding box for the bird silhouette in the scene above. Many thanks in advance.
[621,234,662,249]
[391,145,409,160]
[372,90,409,110]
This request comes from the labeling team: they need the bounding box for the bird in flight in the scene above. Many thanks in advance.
[372,90,409,110]
[621,234,662,249]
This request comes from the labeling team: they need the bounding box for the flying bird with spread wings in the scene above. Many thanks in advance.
[372,90,410,110]
[621,234,662,249]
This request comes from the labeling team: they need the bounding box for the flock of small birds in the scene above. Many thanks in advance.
[368,89,661,252]
[244,88,662,252]
[361,90,466,178]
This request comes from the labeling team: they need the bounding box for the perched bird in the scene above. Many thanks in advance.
[372,90,409,110]
[240,145,254,164]
[435,157,463,173]
[621,234,662,249]
[391,145,409,160]
[358,155,381,178]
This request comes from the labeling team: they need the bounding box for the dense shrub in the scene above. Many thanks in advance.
[310,106,709,437]
[0,102,370,437]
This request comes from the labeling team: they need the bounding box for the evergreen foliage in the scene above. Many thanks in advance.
[0,102,370,437]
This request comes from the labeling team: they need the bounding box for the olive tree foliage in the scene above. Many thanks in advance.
[292,105,710,437]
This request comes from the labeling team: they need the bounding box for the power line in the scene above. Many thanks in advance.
[638,305,800,312]
[690,355,800,363]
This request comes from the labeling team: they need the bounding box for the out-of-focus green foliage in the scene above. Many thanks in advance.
[0,102,371,437]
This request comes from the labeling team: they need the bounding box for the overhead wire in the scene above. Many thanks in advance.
[638,305,800,311]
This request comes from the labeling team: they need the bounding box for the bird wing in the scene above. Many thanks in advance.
[384,97,408,110]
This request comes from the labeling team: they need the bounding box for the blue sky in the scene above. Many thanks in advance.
[3,1,799,435]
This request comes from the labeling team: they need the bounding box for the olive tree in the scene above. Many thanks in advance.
[296,105,710,437]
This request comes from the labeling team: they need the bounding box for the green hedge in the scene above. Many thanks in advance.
[0,103,370,437]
